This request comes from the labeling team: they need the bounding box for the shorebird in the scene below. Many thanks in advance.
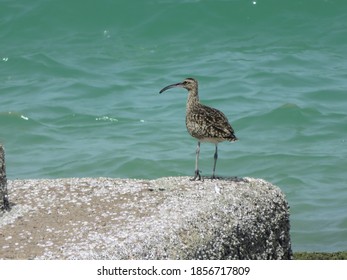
[159,78,237,180]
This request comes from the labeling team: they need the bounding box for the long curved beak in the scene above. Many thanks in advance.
[159,82,183,94]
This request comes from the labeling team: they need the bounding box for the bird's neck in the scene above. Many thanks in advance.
[186,88,200,110]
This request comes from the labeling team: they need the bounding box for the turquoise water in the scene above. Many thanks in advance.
[1,0,346,253]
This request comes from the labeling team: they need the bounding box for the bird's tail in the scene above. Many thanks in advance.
[228,134,238,142]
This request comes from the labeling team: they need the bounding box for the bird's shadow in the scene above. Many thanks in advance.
[197,176,246,183]
[0,201,15,212]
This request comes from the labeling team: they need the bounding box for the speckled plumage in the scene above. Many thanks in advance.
[160,78,237,180]
[186,97,237,143]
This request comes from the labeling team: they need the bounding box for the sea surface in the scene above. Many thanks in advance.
[1,0,346,253]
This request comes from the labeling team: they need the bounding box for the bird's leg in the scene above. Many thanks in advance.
[191,141,201,181]
[212,144,218,179]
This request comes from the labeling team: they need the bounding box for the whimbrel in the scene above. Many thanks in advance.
[159,78,237,180]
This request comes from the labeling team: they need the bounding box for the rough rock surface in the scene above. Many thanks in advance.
[0,145,10,211]
[0,176,292,260]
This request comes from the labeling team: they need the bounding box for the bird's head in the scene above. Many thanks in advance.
[159,78,198,94]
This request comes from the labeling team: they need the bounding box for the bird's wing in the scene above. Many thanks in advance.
[196,104,235,138]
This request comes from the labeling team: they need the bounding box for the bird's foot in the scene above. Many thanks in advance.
[190,170,202,181]
[210,173,220,180]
